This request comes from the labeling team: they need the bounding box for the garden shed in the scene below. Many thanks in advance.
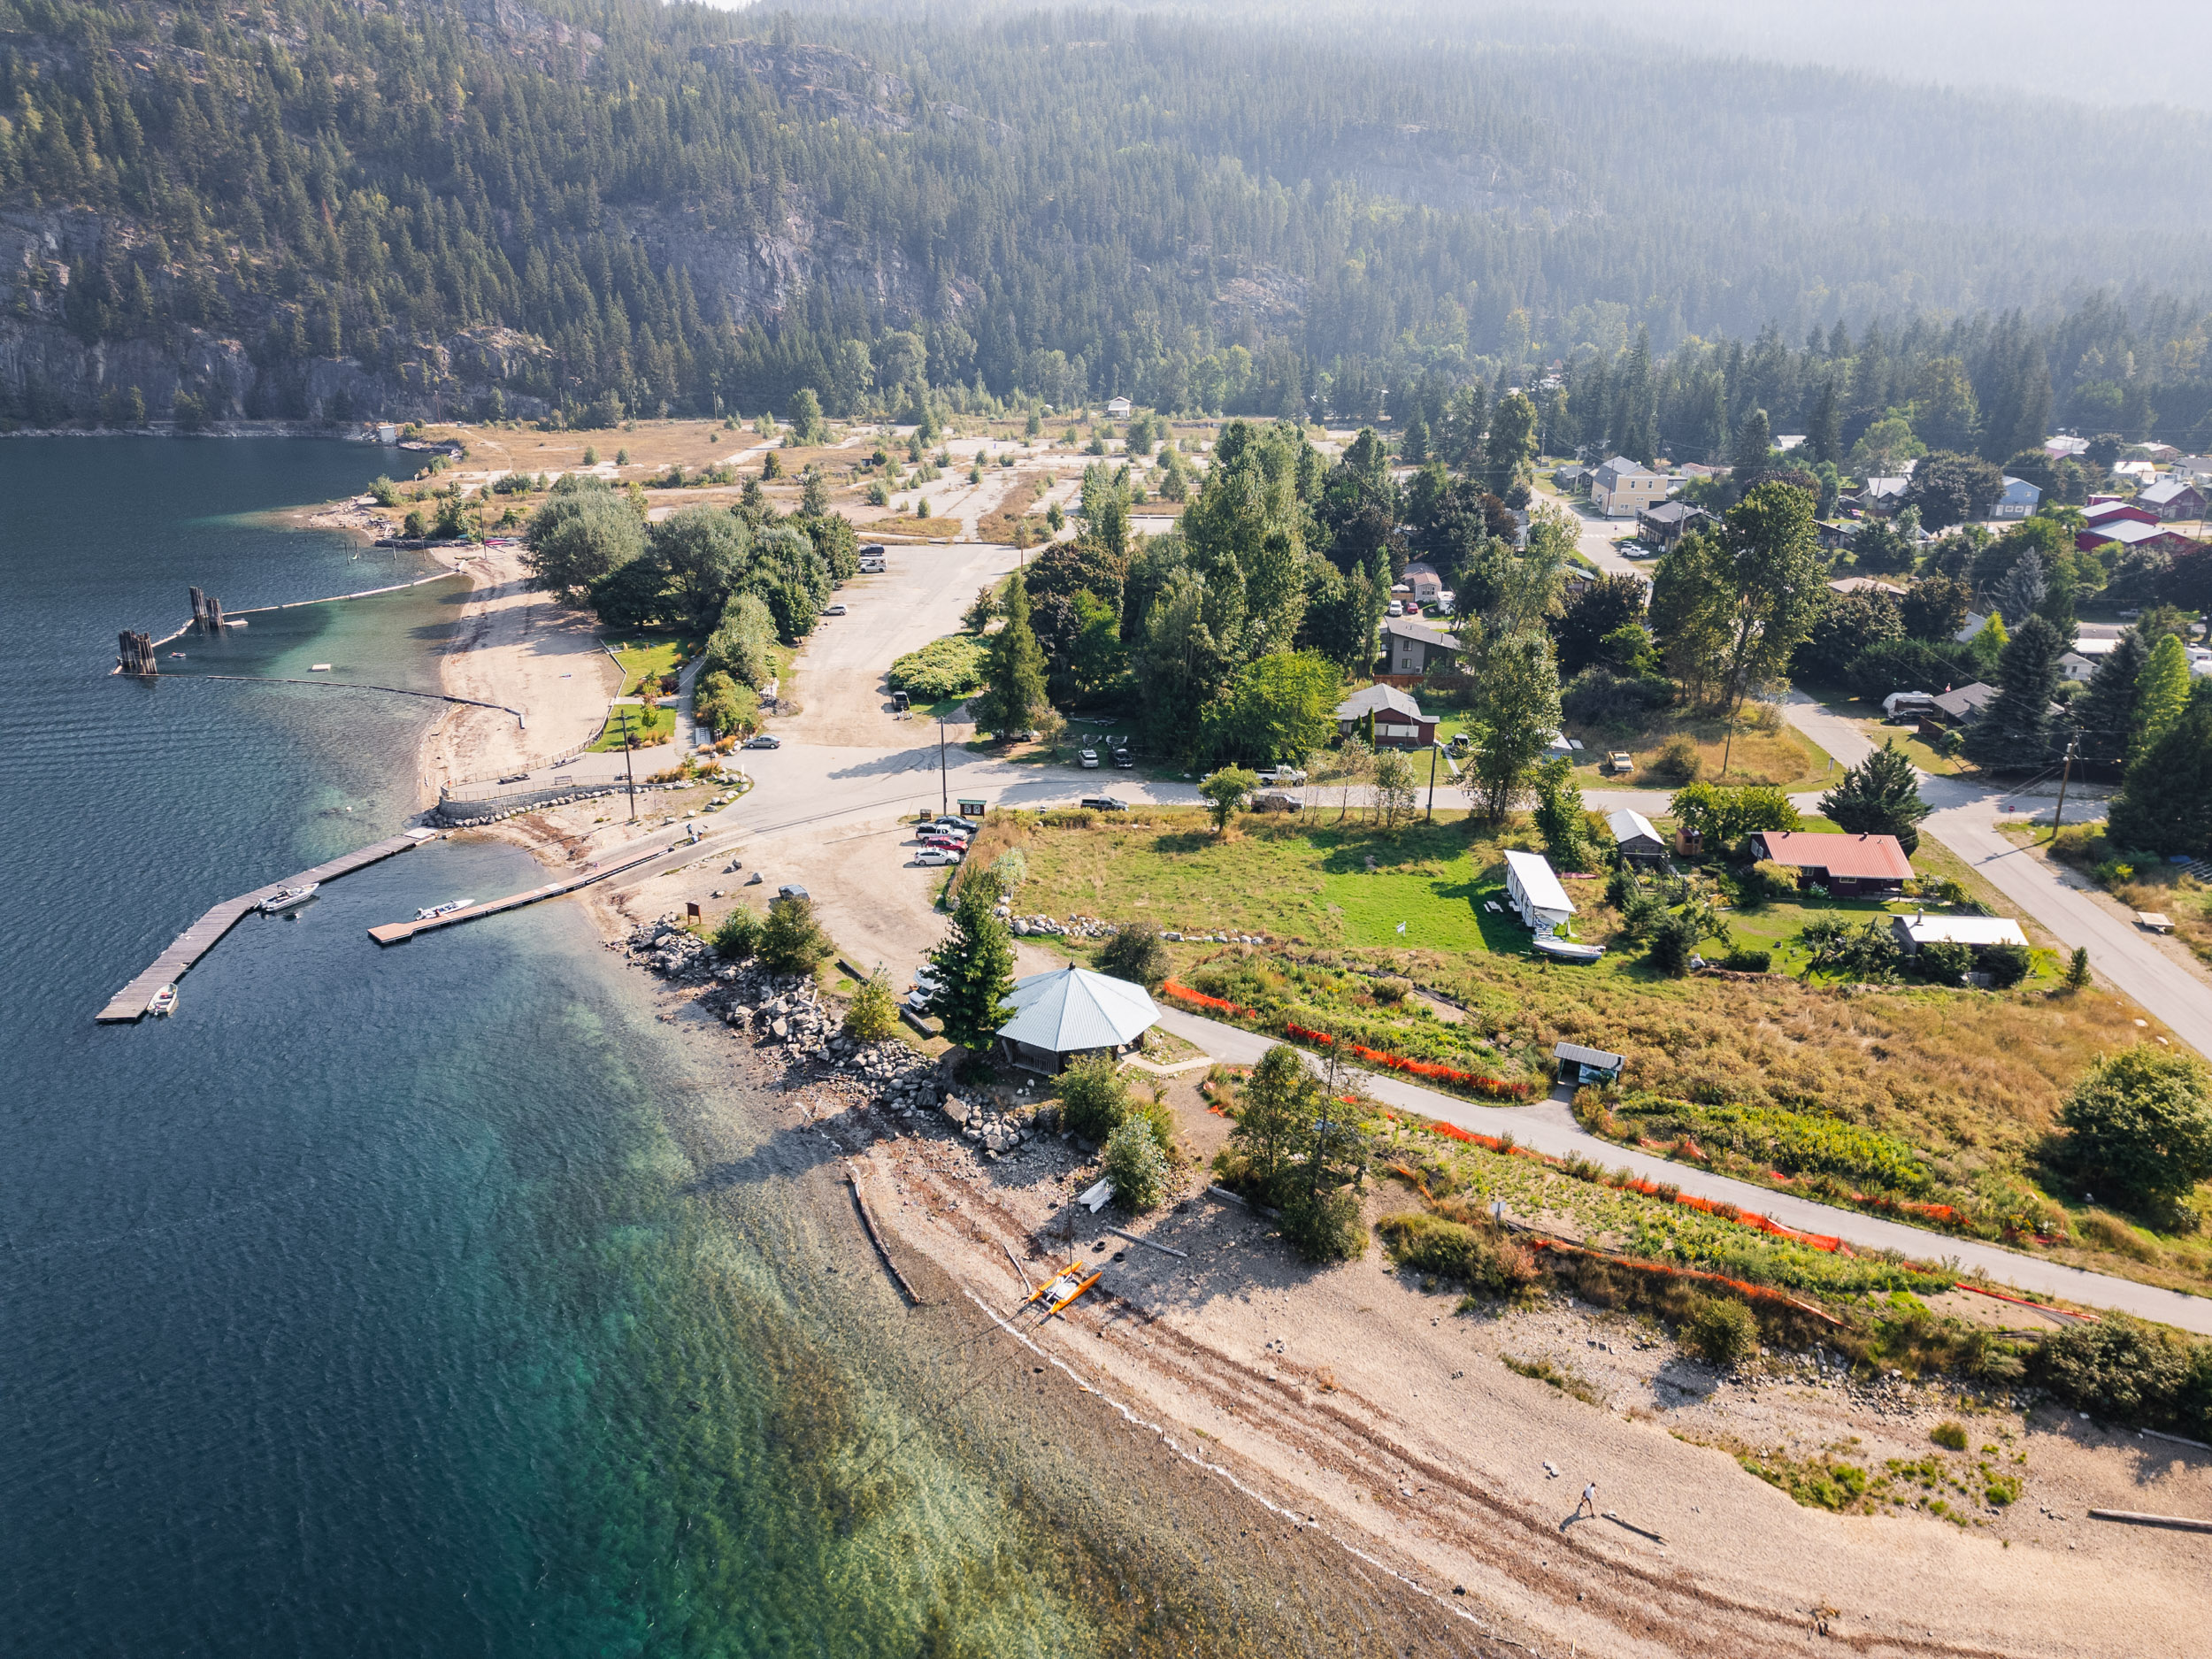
[1607,809,1665,863]
[1554,1041,1624,1087]
[995,966,1159,1074]
[1503,849,1576,937]
[1889,914,2030,956]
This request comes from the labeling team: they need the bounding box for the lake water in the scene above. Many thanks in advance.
[0,439,1458,1657]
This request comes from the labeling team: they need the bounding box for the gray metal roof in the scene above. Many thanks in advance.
[996,966,1159,1053]
[1335,683,1425,721]
[1607,808,1661,846]
[1555,1041,1624,1069]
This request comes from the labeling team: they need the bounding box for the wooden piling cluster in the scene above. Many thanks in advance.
[188,586,227,633]
[116,630,157,676]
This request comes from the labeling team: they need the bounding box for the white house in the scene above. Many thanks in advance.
[1105,396,1133,419]
[1889,914,2031,956]
[1503,849,1576,937]
[1991,475,2041,518]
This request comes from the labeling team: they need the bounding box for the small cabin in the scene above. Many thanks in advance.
[1503,849,1575,938]
[1555,1041,1624,1088]
[1607,808,1665,863]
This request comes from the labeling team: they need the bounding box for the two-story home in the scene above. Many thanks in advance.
[1635,500,1709,548]
[1381,615,1463,676]
[1588,457,1666,518]
[1990,475,2041,518]
[2134,478,2207,520]
[1401,560,1447,607]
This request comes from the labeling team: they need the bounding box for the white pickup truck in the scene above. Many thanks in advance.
[1256,764,1308,786]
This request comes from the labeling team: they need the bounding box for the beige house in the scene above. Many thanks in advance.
[1589,457,1665,518]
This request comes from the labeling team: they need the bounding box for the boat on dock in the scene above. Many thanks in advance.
[147,984,178,1018]
[258,882,320,914]
[413,898,473,921]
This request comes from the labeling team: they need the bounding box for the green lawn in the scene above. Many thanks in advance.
[1318,864,1492,950]
[589,700,674,751]
[608,634,698,696]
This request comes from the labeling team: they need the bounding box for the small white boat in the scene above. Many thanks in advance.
[413,899,474,921]
[147,984,178,1018]
[1532,937,1606,964]
[259,882,320,914]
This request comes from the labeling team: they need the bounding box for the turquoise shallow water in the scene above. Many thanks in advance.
[0,440,1465,1657]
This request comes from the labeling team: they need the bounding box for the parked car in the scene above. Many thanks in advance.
[1111,749,1134,768]
[1602,750,1634,776]
[1249,790,1304,812]
[1256,765,1307,786]
[906,988,934,1010]
[914,847,963,866]
[933,815,979,833]
[1079,795,1128,811]
[1078,748,1100,768]
[743,733,781,749]
[919,834,968,852]
[860,544,887,560]
[824,603,848,616]
[1386,599,1405,617]
[777,883,810,902]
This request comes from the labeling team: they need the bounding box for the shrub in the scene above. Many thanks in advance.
[1653,734,1702,782]
[844,970,902,1042]
[711,906,760,959]
[2056,1047,2212,1213]
[1913,939,1972,982]
[1374,1211,1531,1293]
[1095,924,1170,991]
[1980,941,2032,988]
[1279,1187,1367,1263]
[1931,1420,1969,1451]
[1058,1054,1133,1141]
[1560,665,1670,726]
[2028,1315,2212,1436]
[1719,948,1772,973]
[1103,1116,1171,1210]
[757,895,833,975]
[1371,975,1412,1004]
[1684,1296,1759,1367]
[888,634,992,701]
[1744,859,1799,904]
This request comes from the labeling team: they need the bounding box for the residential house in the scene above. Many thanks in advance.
[1381,615,1463,676]
[1775,434,1808,452]
[1991,475,2041,518]
[1589,457,1666,518]
[1636,500,1710,548]
[2043,434,2089,458]
[1333,684,1437,748]
[2134,478,2206,520]
[1852,476,1911,514]
[1827,576,1906,597]
[2076,518,2203,557]
[1889,914,2031,957]
[994,965,1158,1074]
[1928,681,2001,726]
[1503,849,1576,936]
[2171,455,2212,484]
[2111,460,2160,483]
[1105,396,1133,418]
[1607,809,1666,863]
[1747,831,1915,897]
[1402,560,1447,606]
[1552,463,1593,495]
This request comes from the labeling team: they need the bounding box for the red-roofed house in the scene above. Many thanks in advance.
[1747,831,1916,897]
[2076,518,2202,557]
[2083,499,2157,529]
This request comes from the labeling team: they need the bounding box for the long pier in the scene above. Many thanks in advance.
[365,833,710,946]
[97,829,438,1023]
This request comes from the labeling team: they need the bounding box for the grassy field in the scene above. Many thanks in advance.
[589,698,674,750]
[989,803,2208,1292]
[608,635,696,696]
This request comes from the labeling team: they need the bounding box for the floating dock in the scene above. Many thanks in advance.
[97,830,437,1023]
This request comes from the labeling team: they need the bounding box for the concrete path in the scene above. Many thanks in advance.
[1156,1006,2212,1334]
[1782,692,2212,1061]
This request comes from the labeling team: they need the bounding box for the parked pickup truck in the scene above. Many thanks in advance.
[1256,765,1307,786]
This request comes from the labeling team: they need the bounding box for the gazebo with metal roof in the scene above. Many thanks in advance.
[995,965,1161,1073]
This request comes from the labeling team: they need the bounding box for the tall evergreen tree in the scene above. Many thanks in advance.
[1809,378,1842,467]
[2071,626,2149,769]
[2108,681,2212,857]
[1818,739,1930,854]
[1963,614,2064,770]
[926,885,1018,1056]
[2135,633,2194,755]
[975,568,1050,737]
[1731,407,1773,482]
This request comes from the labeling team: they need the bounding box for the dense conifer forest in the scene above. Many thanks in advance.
[6,0,2212,434]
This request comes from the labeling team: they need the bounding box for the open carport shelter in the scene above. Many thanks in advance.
[995,965,1160,1074]
[1555,1042,1624,1087]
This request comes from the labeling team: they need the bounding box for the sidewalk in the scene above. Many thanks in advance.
[1156,1005,2212,1335]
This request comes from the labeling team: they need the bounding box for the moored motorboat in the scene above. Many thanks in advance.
[147,984,178,1017]
[258,883,320,914]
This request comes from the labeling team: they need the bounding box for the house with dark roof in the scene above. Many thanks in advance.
[1635,500,1709,548]
[1382,615,1463,676]
[1747,831,1915,897]
[1927,681,2001,725]
[1401,560,1447,606]
[1333,684,1437,748]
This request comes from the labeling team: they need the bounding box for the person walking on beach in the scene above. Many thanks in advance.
[1576,1480,1598,1521]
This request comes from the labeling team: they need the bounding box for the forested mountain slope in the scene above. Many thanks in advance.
[4,0,2209,426]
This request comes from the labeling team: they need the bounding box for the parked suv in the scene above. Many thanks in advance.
[1079,795,1128,812]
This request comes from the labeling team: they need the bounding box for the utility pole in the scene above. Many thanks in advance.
[940,719,949,818]
[612,700,641,822]
[2051,730,2079,838]
[1426,743,1440,822]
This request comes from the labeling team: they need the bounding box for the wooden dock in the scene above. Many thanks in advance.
[97,830,437,1023]
[365,839,677,945]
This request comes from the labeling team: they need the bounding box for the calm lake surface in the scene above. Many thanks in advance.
[0,439,1462,1658]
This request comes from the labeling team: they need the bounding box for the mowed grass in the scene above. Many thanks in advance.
[609,635,695,696]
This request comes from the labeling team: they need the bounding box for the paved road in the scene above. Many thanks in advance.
[1783,693,2212,1061]
[1156,1006,2212,1334]
[1562,500,1650,585]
